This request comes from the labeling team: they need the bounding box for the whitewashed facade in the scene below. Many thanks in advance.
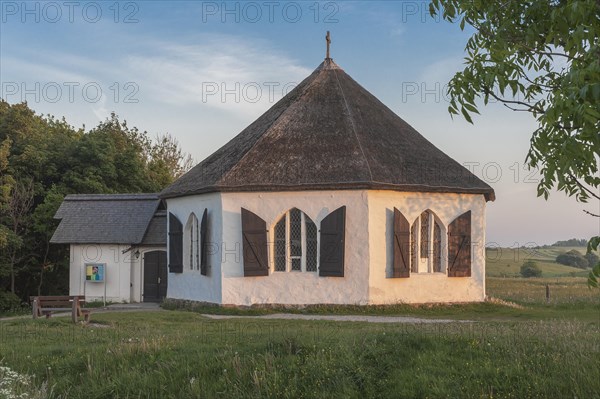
[165,190,487,305]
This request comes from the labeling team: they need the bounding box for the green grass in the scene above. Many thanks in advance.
[1,244,598,398]
[486,246,590,277]
[1,311,598,398]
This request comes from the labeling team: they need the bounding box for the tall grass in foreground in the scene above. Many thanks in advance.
[0,312,598,398]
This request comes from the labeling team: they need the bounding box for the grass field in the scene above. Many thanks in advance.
[486,246,591,277]
[0,245,598,398]
[1,311,599,398]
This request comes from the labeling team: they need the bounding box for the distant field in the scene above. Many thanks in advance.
[486,246,591,277]
[487,277,599,305]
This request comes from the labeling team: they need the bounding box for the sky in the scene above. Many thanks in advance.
[0,0,598,247]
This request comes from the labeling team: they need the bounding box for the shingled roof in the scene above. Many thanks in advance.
[160,58,495,201]
[51,194,166,245]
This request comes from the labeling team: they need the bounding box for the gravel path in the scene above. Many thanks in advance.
[201,313,471,324]
[2,304,470,324]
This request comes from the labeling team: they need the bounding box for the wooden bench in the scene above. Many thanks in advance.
[30,296,91,323]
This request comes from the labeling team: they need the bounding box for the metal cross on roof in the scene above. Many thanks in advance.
[326,31,331,59]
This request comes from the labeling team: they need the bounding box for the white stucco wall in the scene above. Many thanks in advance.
[69,244,165,303]
[165,193,223,303]
[367,191,486,304]
[220,190,371,306]
[70,244,133,302]
[165,189,488,306]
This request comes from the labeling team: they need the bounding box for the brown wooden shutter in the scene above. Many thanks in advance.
[241,208,269,276]
[168,212,183,273]
[319,206,346,277]
[392,208,410,278]
[447,211,471,277]
[200,208,208,276]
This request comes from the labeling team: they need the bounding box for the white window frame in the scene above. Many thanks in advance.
[411,210,446,274]
[273,209,318,273]
[185,213,200,271]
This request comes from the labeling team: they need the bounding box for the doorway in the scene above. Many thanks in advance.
[143,250,168,302]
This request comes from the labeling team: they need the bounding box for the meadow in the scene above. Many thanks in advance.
[0,245,598,398]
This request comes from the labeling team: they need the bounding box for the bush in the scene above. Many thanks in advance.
[584,252,599,268]
[0,290,21,311]
[556,250,589,269]
[520,261,542,278]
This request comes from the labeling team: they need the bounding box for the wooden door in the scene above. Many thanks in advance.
[144,250,168,302]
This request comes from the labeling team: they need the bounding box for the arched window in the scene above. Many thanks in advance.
[185,213,199,271]
[411,210,444,273]
[274,208,318,272]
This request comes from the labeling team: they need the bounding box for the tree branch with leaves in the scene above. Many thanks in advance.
[429,0,600,286]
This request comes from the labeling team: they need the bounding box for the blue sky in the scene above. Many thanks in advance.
[1,0,597,246]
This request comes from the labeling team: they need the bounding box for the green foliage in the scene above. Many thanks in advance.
[0,290,21,311]
[430,0,600,203]
[429,1,600,288]
[0,101,193,301]
[587,236,600,287]
[553,238,588,247]
[585,251,599,267]
[520,260,542,277]
[556,249,589,269]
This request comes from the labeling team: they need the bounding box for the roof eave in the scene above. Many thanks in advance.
[160,183,495,201]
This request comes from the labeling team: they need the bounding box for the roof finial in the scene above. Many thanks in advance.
[326,31,331,60]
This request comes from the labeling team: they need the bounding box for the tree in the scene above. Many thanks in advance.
[556,249,589,269]
[521,260,542,278]
[0,137,13,249]
[429,0,600,286]
[0,101,194,302]
[552,238,588,247]
[584,251,599,269]
[4,179,34,293]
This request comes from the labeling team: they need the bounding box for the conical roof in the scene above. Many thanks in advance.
[160,59,495,201]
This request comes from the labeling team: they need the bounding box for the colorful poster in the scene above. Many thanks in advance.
[85,263,105,282]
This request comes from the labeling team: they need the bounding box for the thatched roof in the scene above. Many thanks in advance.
[160,59,495,201]
[51,194,166,245]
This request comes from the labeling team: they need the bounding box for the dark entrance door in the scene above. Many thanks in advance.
[143,250,168,302]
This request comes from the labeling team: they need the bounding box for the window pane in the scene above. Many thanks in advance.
[291,258,301,271]
[196,219,200,270]
[289,208,302,257]
[433,221,442,272]
[420,212,429,258]
[306,217,317,272]
[411,222,418,273]
[275,217,286,272]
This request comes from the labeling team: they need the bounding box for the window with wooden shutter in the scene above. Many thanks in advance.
[319,206,346,277]
[168,212,183,273]
[447,211,472,277]
[392,208,410,278]
[200,208,208,276]
[241,208,269,277]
